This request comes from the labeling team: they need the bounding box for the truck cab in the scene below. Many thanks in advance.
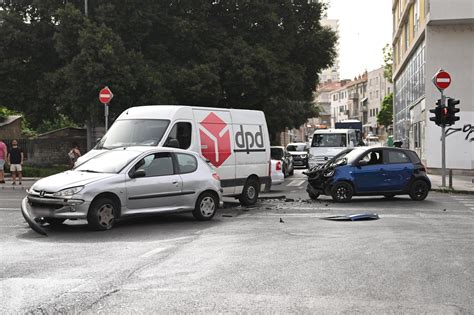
[308,129,358,168]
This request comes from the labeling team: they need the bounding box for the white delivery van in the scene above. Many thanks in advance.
[308,128,358,168]
[77,105,271,205]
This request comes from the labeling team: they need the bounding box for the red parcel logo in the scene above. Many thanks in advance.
[199,113,232,167]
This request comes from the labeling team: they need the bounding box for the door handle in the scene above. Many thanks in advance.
[172,180,179,185]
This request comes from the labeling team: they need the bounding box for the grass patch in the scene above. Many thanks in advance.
[19,165,70,177]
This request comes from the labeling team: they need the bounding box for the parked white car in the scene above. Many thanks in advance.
[21,147,223,235]
[270,159,284,186]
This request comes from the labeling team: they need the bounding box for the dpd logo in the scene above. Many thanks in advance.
[199,113,231,168]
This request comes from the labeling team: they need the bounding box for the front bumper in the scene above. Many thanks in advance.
[22,194,91,220]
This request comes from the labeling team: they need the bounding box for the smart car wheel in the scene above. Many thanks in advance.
[239,178,260,206]
[331,182,354,202]
[193,192,218,221]
[87,197,116,231]
[409,180,429,201]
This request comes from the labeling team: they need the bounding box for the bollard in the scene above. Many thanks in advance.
[449,169,453,189]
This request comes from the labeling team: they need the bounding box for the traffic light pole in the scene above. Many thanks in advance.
[440,93,446,187]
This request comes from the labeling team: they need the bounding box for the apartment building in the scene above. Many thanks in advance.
[392,0,474,172]
[320,19,340,84]
[366,67,393,135]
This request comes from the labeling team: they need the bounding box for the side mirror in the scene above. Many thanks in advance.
[131,169,146,178]
[357,160,368,167]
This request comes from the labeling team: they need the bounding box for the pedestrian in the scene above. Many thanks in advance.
[68,142,81,168]
[7,139,23,185]
[0,139,7,184]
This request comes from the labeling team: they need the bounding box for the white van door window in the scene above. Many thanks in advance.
[165,122,192,149]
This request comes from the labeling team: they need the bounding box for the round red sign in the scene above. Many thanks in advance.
[99,86,114,104]
[434,71,451,90]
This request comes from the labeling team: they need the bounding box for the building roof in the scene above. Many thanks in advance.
[0,115,22,128]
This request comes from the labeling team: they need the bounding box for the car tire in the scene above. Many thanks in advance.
[331,182,354,202]
[239,177,260,206]
[45,218,66,226]
[87,197,117,231]
[409,180,429,201]
[193,192,218,221]
[308,192,320,200]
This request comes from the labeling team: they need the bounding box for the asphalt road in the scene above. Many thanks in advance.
[1,172,473,313]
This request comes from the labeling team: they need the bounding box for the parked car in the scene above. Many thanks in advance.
[304,147,431,202]
[286,142,309,168]
[21,147,223,235]
[270,146,294,177]
[365,134,381,147]
[270,159,285,186]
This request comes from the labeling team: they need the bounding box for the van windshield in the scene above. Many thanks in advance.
[311,134,347,147]
[96,119,170,149]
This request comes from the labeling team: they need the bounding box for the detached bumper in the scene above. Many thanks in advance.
[21,197,47,236]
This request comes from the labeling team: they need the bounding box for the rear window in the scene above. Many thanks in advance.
[405,150,421,163]
[271,148,284,160]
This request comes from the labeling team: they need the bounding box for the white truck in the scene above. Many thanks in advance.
[307,128,358,168]
[77,105,271,205]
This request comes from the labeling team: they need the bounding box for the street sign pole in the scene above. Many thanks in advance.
[440,92,446,188]
[99,86,113,132]
[104,103,109,131]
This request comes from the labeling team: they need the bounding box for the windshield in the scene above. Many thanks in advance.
[75,150,140,173]
[96,119,170,149]
[311,134,347,147]
[271,148,284,160]
[286,144,306,151]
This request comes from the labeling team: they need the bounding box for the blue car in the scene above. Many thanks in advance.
[305,147,431,202]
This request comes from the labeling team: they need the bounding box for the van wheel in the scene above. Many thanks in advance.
[193,192,217,221]
[331,182,353,202]
[239,178,260,206]
[409,180,429,201]
[87,197,116,231]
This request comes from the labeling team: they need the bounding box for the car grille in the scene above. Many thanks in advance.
[314,155,334,164]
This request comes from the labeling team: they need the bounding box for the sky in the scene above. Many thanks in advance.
[325,0,393,80]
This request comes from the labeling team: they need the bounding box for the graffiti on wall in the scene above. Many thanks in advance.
[445,124,474,142]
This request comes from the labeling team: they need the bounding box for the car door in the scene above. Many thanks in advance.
[384,150,414,191]
[173,152,201,209]
[352,149,388,193]
[125,152,183,213]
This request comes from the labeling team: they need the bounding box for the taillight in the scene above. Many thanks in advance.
[268,160,271,176]
[212,173,220,181]
[276,161,282,171]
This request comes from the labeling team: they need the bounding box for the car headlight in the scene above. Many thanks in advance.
[301,154,307,159]
[323,167,335,177]
[53,186,84,197]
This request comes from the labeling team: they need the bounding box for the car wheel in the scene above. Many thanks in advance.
[45,218,66,226]
[409,180,429,201]
[331,182,354,202]
[239,177,260,206]
[308,192,320,200]
[87,197,117,231]
[193,192,218,221]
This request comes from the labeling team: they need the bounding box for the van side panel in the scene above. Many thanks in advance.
[192,109,236,195]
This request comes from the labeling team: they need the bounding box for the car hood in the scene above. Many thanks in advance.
[31,171,116,193]
[309,147,346,156]
[75,149,104,166]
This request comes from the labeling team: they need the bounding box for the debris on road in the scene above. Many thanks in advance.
[222,214,233,218]
[285,198,295,202]
[280,218,284,223]
[321,213,379,221]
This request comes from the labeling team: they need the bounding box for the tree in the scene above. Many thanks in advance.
[377,93,393,129]
[383,44,393,83]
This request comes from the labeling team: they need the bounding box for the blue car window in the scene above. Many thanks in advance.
[388,151,410,164]
[360,150,383,165]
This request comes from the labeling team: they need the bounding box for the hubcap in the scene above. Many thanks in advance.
[98,204,114,227]
[415,183,427,198]
[247,186,256,200]
[336,186,348,200]
[200,197,215,217]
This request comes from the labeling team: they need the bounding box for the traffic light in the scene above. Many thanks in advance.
[429,99,449,126]
[446,98,460,125]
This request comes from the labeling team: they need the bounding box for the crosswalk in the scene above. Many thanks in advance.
[450,195,474,210]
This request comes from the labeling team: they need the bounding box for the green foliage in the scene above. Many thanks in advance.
[0,0,337,134]
[377,93,394,128]
[383,44,393,83]
[21,164,70,177]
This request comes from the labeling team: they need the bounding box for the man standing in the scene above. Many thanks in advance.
[7,140,23,185]
[0,139,7,184]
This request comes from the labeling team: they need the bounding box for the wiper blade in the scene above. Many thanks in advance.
[79,169,100,173]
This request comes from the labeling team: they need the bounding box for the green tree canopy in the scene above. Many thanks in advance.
[377,93,394,128]
[0,0,337,137]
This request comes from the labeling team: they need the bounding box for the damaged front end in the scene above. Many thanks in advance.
[304,157,347,199]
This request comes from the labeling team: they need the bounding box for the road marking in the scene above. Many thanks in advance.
[0,208,19,211]
[287,180,306,187]
[140,247,168,258]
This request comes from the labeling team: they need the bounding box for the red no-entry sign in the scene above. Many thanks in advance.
[433,70,451,91]
[99,86,114,104]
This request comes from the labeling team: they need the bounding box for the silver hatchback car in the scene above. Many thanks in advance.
[21,147,222,234]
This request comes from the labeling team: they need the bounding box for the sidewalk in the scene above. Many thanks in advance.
[1,176,472,195]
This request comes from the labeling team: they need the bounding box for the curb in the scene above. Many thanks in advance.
[431,188,474,195]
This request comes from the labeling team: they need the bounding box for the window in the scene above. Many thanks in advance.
[387,150,410,164]
[176,153,198,174]
[134,153,174,177]
[165,122,192,149]
[312,134,347,147]
[360,150,383,165]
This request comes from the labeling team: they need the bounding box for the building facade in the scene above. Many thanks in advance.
[366,67,393,136]
[320,19,340,84]
[392,0,474,172]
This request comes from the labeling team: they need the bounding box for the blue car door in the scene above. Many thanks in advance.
[352,149,388,193]
[384,150,414,191]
